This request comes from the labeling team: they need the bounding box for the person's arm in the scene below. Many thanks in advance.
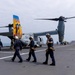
[31,41,35,50]
[48,38,53,44]
[20,41,22,50]
[13,41,17,49]
[47,41,53,43]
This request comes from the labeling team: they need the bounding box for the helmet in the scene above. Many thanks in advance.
[46,33,50,36]
[15,36,19,39]
[29,36,33,39]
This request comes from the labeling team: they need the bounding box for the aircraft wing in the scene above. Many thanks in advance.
[34,30,58,40]
[0,32,12,36]
[34,30,58,36]
[0,32,13,39]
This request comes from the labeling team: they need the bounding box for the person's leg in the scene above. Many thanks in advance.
[12,51,17,62]
[0,46,1,51]
[26,50,31,61]
[31,51,37,62]
[50,50,55,66]
[43,51,49,64]
[16,49,23,62]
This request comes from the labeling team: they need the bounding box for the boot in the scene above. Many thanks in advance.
[43,62,48,65]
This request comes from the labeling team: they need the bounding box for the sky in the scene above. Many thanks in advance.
[0,0,75,45]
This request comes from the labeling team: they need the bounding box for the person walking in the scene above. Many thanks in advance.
[43,33,55,66]
[11,36,23,63]
[26,36,37,62]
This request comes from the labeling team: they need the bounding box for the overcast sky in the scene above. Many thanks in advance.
[0,0,75,45]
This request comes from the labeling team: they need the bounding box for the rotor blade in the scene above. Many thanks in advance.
[65,16,75,19]
[0,26,9,28]
[36,18,59,21]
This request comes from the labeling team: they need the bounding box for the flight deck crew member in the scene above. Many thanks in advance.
[43,33,55,66]
[11,36,23,63]
[26,36,37,62]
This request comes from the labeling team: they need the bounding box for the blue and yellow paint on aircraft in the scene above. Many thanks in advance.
[13,15,22,39]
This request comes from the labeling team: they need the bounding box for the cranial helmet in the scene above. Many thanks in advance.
[46,33,50,36]
[29,36,33,39]
[15,36,19,39]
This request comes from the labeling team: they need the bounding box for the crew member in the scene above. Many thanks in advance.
[26,36,37,62]
[11,36,23,63]
[43,33,55,66]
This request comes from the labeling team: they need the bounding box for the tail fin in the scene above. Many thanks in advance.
[13,15,22,38]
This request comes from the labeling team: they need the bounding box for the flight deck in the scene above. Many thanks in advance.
[0,43,75,75]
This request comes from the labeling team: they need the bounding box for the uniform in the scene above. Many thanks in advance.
[12,37,23,63]
[43,34,55,66]
[26,37,37,62]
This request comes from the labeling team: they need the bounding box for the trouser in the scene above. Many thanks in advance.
[45,50,55,64]
[27,49,36,61]
[0,46,1,51]
[12,49,23,61]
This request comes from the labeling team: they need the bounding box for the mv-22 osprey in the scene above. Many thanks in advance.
[0,15,75,45]
[34,16,75,44]
[0,15,43,47]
